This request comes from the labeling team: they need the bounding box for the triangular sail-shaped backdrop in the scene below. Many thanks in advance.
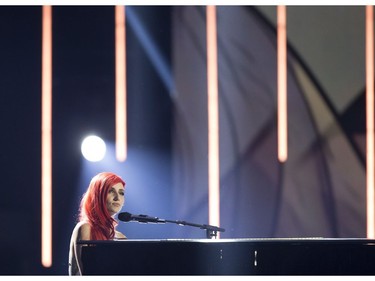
[171,6,365,238]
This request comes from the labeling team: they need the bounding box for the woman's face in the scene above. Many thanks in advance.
[106,182,125,216]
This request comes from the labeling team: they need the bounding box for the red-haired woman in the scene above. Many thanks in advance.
[68,172,127,275]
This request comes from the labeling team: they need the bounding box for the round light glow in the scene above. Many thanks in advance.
[81,135,106,162]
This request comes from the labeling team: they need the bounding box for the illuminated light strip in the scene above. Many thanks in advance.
[115,5,127,162]
[41,5,52,268]
[366,5,375,239]
[277,5,288,163]
[206,5,220,237]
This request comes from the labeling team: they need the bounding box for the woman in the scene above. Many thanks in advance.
[68,172,127,275]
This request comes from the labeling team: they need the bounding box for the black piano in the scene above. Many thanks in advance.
[80,238,375,275]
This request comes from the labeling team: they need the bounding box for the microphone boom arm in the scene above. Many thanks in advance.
[165,219,225,239]
[118,212,225,239]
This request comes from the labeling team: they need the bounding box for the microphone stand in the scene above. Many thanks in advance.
[118,213,225,239]
[161,218,225,239]
[165,220,225,239]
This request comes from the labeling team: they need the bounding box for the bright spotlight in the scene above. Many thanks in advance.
[81,135,106,162]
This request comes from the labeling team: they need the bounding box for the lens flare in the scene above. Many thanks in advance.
[81,135,107,162]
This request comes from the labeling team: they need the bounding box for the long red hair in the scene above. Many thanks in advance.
[78,172,125,240]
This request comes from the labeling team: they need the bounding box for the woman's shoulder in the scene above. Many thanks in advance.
[72,221,90,232]
[71,221,91,241]
[115,230,127,239]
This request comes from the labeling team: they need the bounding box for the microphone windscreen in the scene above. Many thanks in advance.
[118,212,132,222]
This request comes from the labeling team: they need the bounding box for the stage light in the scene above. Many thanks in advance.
[206,5,220,238]
[115,5,127,162]
[366,5,375,238]
[277,5,287,163]
[81,135,106,162]
[41,5,52,268]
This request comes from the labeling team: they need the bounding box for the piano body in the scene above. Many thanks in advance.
[79,238,375,275]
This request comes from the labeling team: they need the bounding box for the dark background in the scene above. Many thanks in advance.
[0,5,369,275]
[0,6,173,274]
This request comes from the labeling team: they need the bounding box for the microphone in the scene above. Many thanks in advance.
[118,212,166,224]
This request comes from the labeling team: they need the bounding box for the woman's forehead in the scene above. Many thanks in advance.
[111,182,125,189]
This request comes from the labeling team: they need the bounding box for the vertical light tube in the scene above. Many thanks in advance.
[41,5,52,267]
[115,5,127,162]
[366,5,375,239]
[206,5,220,236]
[277,5,288,163]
